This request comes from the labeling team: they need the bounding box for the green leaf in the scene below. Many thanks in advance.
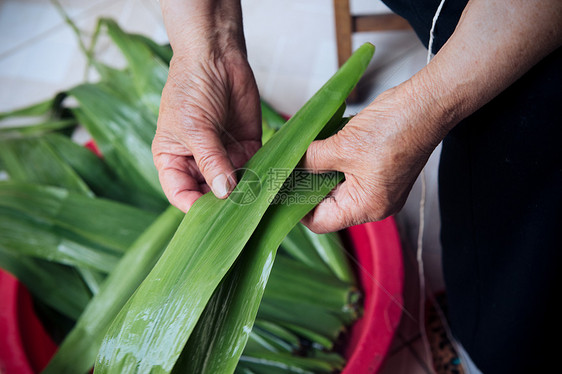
[238,352,336,374]
[244,327,295,354]
[264,255,356,315]
[302,227,355,284]
[279,224,331,274]
[0,182,157,253]
[0,250,91,320]
[0,137,93,196]
[42,206,183,374]
[261,101,286,144]
[177,171,344,374]
[70,85,166,207]
[0,119,76,138]
[95,43,374,374]
[43,133,149,209]
[257,299,344,344]
[0,207,120,273]
[100,18,168,113]
[0,97,55,121]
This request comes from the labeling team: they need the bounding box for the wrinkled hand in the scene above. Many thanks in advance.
[152,49,261,213]
[302,81,445,233]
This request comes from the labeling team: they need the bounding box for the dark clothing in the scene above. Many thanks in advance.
[440,47,562,373]
[381,0,468,54]
[382,1,562,372]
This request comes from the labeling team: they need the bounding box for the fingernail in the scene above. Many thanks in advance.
[212,174,230,199]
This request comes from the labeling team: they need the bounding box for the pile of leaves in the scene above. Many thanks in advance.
[0,15,372,374]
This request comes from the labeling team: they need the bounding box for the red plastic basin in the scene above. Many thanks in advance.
[342,217,404,373]
[0,217,403,373]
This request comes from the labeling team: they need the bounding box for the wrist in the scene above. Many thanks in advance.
[403,63,470,147]
[161,0,245,57]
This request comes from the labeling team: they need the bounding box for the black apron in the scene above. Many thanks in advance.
[381,1,562,372]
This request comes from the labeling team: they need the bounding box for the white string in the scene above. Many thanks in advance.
[427,0,447,63]
[417,0,446,371]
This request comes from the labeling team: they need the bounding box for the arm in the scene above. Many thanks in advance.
[154,0,261,212]
[303,0,562,233]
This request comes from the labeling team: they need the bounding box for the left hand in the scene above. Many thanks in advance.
[302,81,444,233]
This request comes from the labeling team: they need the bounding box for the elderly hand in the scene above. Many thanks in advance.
[300,0,562,233]
[154,0,261,213]
[302,80,445,233]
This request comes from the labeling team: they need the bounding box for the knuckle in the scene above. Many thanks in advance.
[195,149,226,175]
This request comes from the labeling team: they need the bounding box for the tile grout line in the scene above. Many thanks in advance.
[0,0,126,61]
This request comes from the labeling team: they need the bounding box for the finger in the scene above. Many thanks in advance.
[226,139,262,169]
[157,163,203,213]
[302,183,348,233]
[302,180,369,233]
[189,131,236,199]
[301,137,344,174]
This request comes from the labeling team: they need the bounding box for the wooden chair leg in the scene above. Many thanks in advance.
[333,0,352,68]
[333,1,412,103]
[333,0,359,102]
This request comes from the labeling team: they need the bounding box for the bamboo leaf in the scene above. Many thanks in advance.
[0,119,75,138]
[78,267,106,295]
[0,250,91,320]
[274,323,333,350]
[0,207,120,273]
[0,137,93,196]
[70,85,166,206]
[257,299,344,343]
[175,107,353,374]
[238,353,336,374]
[264,255,356,314]
[0,97,55,121]
[95,43,374,374]
[100,18,168,114]
[301,227,355,284]
[43,133,149,209]
[177,171,344,374]
[279,224,331,274]
[253,320,300,348]
[0,182,156,253]
[42,206,183,374]
[261,101,286,144]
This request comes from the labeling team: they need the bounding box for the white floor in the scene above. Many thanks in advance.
[0,1,446,372]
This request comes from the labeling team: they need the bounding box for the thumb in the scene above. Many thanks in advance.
[190,133,236,199]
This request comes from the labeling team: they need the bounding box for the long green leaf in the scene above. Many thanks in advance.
[0,182,156,253]
[78,267,106,295]
[70,85,166,206]
[0,97,55,121]
[95,43,374,374]
[100,18,168,113]
[257,299,344,343]
[279,224,331,274]
[176,171,343,373]
[238,353,336,374]
[0,207,119,273]
[43,206,183,374]
[0,137,93,196]
[43,134,146,208]
[176,108,353,374]
[0,250,91,320]
[252,320,300,349]
[302,228,355,283]
[0,119,75,138]
[264,255,356,314]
